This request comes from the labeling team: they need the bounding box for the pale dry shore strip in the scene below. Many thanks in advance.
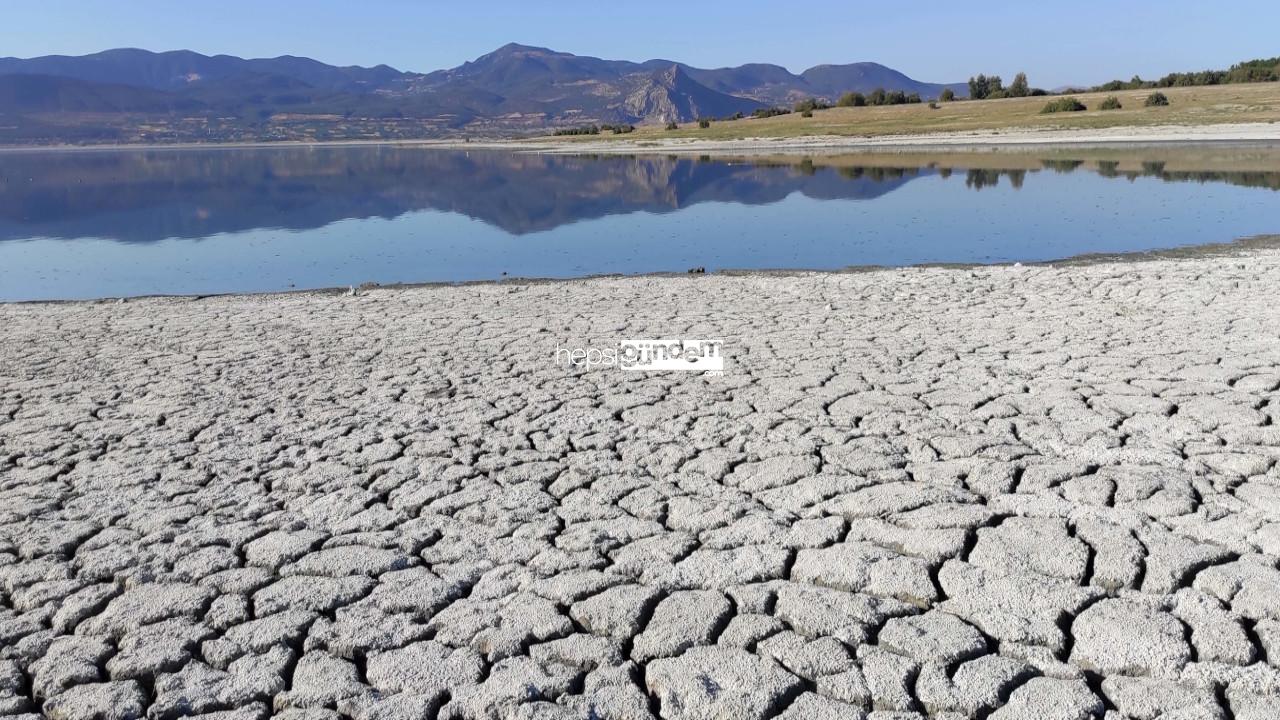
[2,251,1280,719]
[3,121,1278,156]
[511,122,1280,155]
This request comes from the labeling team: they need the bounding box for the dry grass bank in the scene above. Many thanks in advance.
[542,83,1280,143]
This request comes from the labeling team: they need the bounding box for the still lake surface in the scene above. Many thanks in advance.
[1,144,1278,301]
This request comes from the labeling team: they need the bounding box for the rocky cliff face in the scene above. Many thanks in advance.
[622,65,761,123]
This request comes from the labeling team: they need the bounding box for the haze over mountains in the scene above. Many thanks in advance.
[0,44,967,143]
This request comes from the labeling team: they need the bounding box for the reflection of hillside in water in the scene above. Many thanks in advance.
[0,150,923,242]
[0,148,1276,243]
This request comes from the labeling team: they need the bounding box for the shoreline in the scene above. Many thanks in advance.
[1,121,1278,155]
[513,122,1280,155]
[8,234,1279,307]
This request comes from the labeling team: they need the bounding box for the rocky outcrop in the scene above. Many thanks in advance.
[622,65,763,123]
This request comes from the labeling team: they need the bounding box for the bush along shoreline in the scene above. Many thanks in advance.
[1041,97,1088,114]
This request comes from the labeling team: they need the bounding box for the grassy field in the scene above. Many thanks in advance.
[543,83,1280,142]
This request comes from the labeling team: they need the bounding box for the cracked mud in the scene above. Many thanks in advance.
[2,253,1279,720]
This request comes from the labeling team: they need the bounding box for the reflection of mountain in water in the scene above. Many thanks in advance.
[0,149,926,243]
[0,149,1276,243]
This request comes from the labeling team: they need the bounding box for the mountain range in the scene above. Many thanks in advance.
[0,44,967,143]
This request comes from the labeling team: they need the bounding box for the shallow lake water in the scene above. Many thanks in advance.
[1,144,1278,301]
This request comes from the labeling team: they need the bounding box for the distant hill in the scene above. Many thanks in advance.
[683,61,965,104]
[0,48,402,93]
[0,74,203,113]
[800,63,965,100]
[0,44,967,143]
[681,63,804,101]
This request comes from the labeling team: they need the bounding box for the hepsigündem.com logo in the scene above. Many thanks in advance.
[556,339,724,373]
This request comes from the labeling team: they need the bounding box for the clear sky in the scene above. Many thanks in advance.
[6,0,1277,88]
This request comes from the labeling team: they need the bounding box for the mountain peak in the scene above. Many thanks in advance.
[806,61,888,71]
[484,43,557,59]
[499,42,546,52]
[651,63,688,84]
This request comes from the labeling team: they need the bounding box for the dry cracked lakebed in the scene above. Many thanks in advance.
[2,252,1280,720]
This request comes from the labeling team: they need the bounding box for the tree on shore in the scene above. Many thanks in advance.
[969,73,1036,100]
[1008,72,1030,98]
[939,88,955,102]
[1090,56,1279,92]
[553,125,600,136]
[968,74,1004,100]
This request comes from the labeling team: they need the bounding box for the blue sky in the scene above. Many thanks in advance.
[6,0,1277,87]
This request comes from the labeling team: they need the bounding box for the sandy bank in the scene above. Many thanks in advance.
[503,122,1280,155]
[2,121,1277,156]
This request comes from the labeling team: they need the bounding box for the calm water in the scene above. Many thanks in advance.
[1,145,1278,301]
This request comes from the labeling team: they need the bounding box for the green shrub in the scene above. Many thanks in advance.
[752,107,791,119]
[1144,91,1170,107]
[939,88,955,102]
[837,92,867,107]
[794,98,831,113]
[665,121,679,131]
[928,101,939,110]
[553,125,600,136]
[1099,96,1123,110]
[1041,97,1087,114]
[698,118,711,129]
[800,109,812,118]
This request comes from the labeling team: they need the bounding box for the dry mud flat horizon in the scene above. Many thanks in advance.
[2,251,1279,720]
